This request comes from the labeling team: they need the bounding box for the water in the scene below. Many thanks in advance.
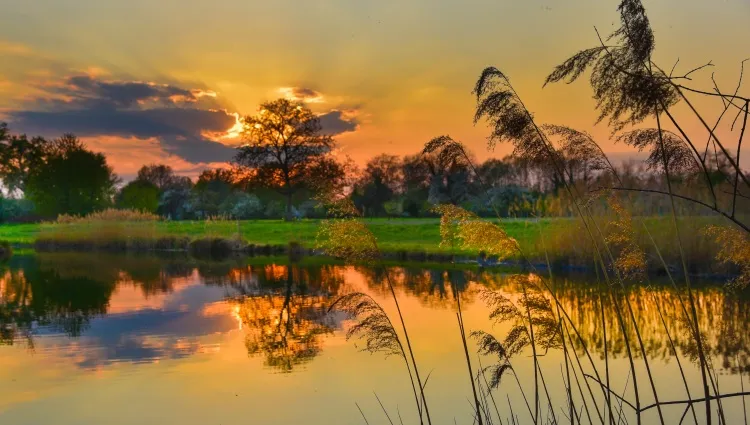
[0,253,747,424]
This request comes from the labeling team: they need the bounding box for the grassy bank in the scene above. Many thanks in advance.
[0,217,557,254]
[0,216,736,274]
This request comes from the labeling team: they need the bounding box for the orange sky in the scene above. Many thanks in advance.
[0,0,748,178]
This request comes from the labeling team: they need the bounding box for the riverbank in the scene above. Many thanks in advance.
[0,216,737,277]
[0,218,555,254]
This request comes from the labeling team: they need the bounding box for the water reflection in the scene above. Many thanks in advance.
[231,265,342,372]
[0,253,748,374]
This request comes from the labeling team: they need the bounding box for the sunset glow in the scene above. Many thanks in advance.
[1,0,747,179]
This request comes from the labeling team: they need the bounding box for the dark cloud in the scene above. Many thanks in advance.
[281,86,324,103]
[8,75,360,165]
[50,75,215,109]
[318,109,359,135]
[8,75,236,163]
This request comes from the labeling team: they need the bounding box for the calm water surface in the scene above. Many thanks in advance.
[0,253,748,424]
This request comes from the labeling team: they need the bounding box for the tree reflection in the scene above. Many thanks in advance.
[0,255,115,346]
[233,264,341,372]
[358,265,476,309]
[1,252,748,373]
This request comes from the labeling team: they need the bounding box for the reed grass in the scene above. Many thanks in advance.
[323,4,750,418]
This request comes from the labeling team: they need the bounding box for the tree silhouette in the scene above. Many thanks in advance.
[0,123,49,194]
[26,135,118,217]
[235,99,337,220]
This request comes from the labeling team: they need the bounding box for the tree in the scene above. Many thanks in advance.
[363,154,403,194]
[158,186,192,219]
[116,180,160,213]
[351,155,403,216]
[136,164,183,191]
[26,138,118,217]
[235,99,336,220]
[0,124,49,194]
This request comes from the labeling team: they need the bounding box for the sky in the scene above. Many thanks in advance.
[0,0,748,179]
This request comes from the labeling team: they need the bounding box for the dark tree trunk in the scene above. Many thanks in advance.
[284,191,294,221]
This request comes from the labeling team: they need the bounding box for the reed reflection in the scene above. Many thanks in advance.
[480,273,750,373]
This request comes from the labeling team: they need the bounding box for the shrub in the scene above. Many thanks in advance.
[116,180,160,213]
[219,192,264,219]
[0,197,36,223]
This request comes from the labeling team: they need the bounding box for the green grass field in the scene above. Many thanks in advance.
[0,216,729,274]
[0,218,559,254]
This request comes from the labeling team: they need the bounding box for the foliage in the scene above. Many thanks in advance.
[158,187,192,220]
[0,123,49,193]
[116,180,160,213]
[219,192,263,219]
[704,225,750,290]
[235,98,339,219]
[26,140,118,217]
[136,164,191,191]
[0,196,35,223]
[433,204,518,258]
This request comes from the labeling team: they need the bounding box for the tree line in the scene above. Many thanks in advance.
[1,97,741,223]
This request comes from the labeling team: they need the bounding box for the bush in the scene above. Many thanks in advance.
[0,197,36,223]
[158,188,192,220]
[264,200,284,218]
[296,200,325,218]
[116,180,160,213]
[219,192,264,219]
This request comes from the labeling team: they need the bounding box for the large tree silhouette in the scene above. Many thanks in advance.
[235,99,336,220]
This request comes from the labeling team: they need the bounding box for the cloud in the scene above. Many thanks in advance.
[318,109,359,135]
[45,75,218,109]
[8,74,239,164]
[279,86,325,103]
[0,40,33,56]
[7,75,361,169]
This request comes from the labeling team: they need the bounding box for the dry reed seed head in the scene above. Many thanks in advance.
[328,292,405,359]
[477,275,561,358]
[541,124,613,174]
[604,194,647,281]
[325,197,362,218]
[474,67,553,164]
[471,330,513,388]
[422,135,471,169]
[433,204,518,258]
[316,218,379,262]
[704,225,750,290]
[545,0,679,131]
[616,128,700,175]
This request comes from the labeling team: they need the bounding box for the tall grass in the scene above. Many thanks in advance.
[322,1,750,421]
[35,208,185,252]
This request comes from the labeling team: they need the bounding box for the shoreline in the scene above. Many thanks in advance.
[12,238,735,282]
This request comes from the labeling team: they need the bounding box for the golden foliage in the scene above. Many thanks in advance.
[316,218,379,262]
[704,225,750,290]
[604,195,647,281]
[433,204,518,258]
